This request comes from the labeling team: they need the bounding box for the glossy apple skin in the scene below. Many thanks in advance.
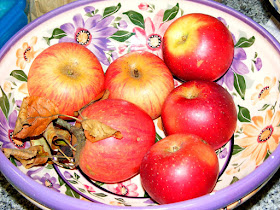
[140,133,219,204]
[161,80,237,150]
[78,99,156,183]
[162,13,234,81]
[105,51,174,119]
[28,42,105,117]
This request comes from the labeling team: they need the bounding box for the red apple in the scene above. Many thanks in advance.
[104,51,174,119]
[162,13,234,81]
[140,133,219,204]
[161,80,237,150]
[27,42,105,117]
[78,98,156,183]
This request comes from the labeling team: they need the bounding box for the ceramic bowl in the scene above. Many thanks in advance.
[0,0,280,209]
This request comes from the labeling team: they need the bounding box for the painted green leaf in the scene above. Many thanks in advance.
[103,3,121,19]
[65,185,80,198]
[74,172,80,180]
[94,193,107,197]
[58,176,65,186]
[94,181,105,187]
[85,9,99,17]
[264,150,271,161]
[78,188,86,193]
[258,104,270,111]
[155,132,163,142]
[115,198,125,203]
[0,87,10,119]
[230,176,239,185]
[163,3,179,22]
[110,30,135,42]
[10,70,28,82]
[234,72,246,100]
[123,11,144,28]
[144,191,150,198]
[232,144,245,155]
[9,156,18,167]
[43,28,67,45]
[45,164,54,169]
[85,11,95,17]
[234,36,255,48]
[68,180,78,184]
[180,8,184,16]
[237,105,251,122]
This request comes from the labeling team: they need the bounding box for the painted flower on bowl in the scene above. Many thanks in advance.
[16,36,40,70]
[84,184,96,193]
[216,38,250,91]
[59,9,117,65]
[63,171,72,179]
[138,2,155,12]
[130,9,173,59]
[138,3,149,11]
[219,147,228,159]
[39,173,61,192]
[0,110,29,149]
[251,77,279,105]
[235,109,280,166]
[107,180,139,197]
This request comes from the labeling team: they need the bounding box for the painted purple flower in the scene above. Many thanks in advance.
[84,6,95,13]
[216,19,250,90]
[39,173,61,192]
[219,147,228,159]
[0,110,29,149]
[15,100,22,108]
[118,20,128,29]
[254,57,262,71]
[64,171,72,179]
[217,45,250,90]
[59,11,118,65]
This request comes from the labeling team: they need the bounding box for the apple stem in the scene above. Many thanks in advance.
[74,89,110,120]
[58,114,82,122]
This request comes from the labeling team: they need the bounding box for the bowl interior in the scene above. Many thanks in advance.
[0,0,280,209]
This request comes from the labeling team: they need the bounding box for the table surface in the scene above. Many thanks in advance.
[1,0,280,209]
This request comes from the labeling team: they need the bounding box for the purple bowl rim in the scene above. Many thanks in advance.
[0,0,280,209]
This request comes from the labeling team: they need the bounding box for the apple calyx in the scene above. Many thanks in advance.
[182,35,187,42]
[67,68,74,76]
[131,68,140,78]
[171,145,180,152]
[177,35,188,45]
[60,64,77,77]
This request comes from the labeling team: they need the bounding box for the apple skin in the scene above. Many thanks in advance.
[161,80,237,150]
[140,133,219,204]
[78,98,156,183]
[162,13,234,81]
[104,51,174,120]
[27,42,105,117]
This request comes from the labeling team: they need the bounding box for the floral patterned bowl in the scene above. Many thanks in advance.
[0,0,280,209]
